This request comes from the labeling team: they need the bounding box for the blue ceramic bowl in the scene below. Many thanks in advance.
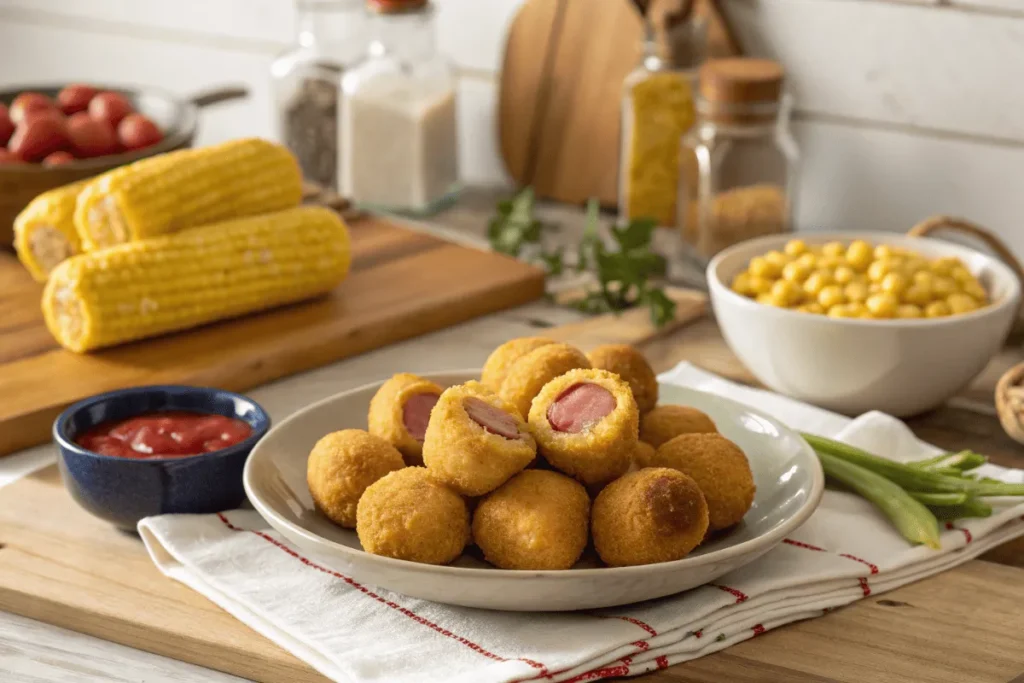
[53,385,271,530]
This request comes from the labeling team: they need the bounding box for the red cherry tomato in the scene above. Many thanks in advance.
[10,92,55,125]
[43,150,76,166]
[8,117,68,162]
[117,113,163,150]
[66,112,119,158]
[0,104,13,146]
[88,91,133,128]
[57,84,99,115]
[0,148,24,165]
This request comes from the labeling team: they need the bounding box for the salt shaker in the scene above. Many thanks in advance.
[339,0,459,215]
[270,0,368,191]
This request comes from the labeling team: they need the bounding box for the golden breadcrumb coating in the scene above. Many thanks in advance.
[422,382,537,496]
[472,470,590,570]
[356,467,469,564]
[591,468,708,567]
[367,373,444,466]
[586,344,659,415]
[307,429,405,528]
[499,343,591,419]
[528,368,638,487]
[652,433,756,531]
[632,440,657,471]
[640,405,718,448]
[481,337,557,392]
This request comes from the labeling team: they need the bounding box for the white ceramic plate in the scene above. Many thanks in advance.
[244,371,824,611]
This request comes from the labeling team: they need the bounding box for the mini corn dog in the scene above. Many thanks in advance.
[13,179,89,282]
[74,137,303,250]
[368,373,444,466]
[499,343,590,419]
[43,206,350,353]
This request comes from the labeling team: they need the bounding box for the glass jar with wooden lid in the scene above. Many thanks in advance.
[679,58,799,260]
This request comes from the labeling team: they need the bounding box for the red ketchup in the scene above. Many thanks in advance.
[77,411,253,459]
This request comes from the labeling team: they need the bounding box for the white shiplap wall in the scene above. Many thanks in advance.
[1,0,1023,252]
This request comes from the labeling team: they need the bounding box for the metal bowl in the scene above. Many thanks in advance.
[0,84,248,245]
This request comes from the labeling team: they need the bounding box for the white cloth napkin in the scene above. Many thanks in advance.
[138,363,1024,683]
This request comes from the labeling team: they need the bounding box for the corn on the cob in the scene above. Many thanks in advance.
[74,137,303,251]
[44,206,351,353]
[13,179,90,282]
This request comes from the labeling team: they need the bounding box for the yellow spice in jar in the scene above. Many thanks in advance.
[730,238,991,319]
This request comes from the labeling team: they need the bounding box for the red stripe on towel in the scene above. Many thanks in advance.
[839,553,880,575]
[783,538,825,551]
[858,577,871,597]
[751,624,765,636]
[712,584,749,603]
[656,655,669,669]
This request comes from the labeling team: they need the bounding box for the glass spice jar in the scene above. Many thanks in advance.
[270,0,368,191]
[339,0,459,215]
[619,7,707,228]
[680,58,799,260]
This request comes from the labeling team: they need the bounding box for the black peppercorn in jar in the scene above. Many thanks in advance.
[270,0,368,191]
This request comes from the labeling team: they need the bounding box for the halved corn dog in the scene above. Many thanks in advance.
[74,137,303,250]
[44,206,351,353]
[13,179,90,282]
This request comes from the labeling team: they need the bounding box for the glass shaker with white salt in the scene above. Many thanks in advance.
[339,0,459,215]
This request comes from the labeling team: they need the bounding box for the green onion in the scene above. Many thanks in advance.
[909,451,987,472]
[909,492,969,506]
[930,499,993,520]
[817,451,941,549]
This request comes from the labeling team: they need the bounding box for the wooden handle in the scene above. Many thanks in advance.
[907,215,1024,285]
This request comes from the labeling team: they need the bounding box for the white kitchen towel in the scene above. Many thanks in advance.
[138,363,1024,683]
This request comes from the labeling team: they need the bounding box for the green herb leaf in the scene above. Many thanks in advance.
[611,216,657,251]
[642,287,677,328]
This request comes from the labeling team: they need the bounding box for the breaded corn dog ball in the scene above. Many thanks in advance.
[632,440,657,471]
[592,468,709,566]
[586,344,659,415]
[422,382,537,496]
[500,343,591,419]
[473,470,590,570]
[528,368,638,487]
[356,467,469,564]
[481,336,556,392]
[653,433,756,531]
[307,429,405,528]
[640,404,718,448]
[368,373,444,466]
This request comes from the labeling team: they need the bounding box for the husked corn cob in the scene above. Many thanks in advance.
[13,179,90,282]
[74,137,303,250]
[44,206,351,353]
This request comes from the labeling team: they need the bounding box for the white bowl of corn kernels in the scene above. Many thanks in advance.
[707,232,1021,417]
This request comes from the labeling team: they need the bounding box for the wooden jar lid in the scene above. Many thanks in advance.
[699,58,785,105]
[367,0,428,14]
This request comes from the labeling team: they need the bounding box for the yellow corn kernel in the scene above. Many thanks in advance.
[950,266,974,285]
[931,257,959,276]
[74,138,303,250]
[931,276,956,298]
[782,261,811,283]
[897,304,923,319]
[845,302,868,317]
[833,265,855,285]
[796,252,817,269]
[925,300,952,318]
[42,206,351,353]
[748,274,773,295]
[913,270,934,287]
[845,240,873,271]
[866,292,899,318]
[771,279,803,306]
[756,292,781,306]
[797,302,825,315]
[947,293,978,315]
[821,241,845,258]
[748,256,780,279]
[844,281,869,303]
[765,250,791,268]
[731,272,754,296]
[784,239,809,257]
[902,257,926,276]
[881,272,907,296]
[874,244,897,260]
[962,280,988,302]
[13,179,90,282]
[818,255,847,270]
[802,271,831,297]
[867,260,890,283]
[902,283,932,306]
[818,285,846,309]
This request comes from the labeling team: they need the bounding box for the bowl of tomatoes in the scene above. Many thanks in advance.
[0,83,247,245]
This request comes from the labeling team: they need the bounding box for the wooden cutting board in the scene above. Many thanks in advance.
[0,215,545,457]
[499,0,740,208]
[1,302,1023,683]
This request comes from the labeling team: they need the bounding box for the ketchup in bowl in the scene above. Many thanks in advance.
[76,411,252,459]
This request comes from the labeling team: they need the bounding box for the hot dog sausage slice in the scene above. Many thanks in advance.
[403,393,440,441]
[464,397,521,439]
[547,383,616,434]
